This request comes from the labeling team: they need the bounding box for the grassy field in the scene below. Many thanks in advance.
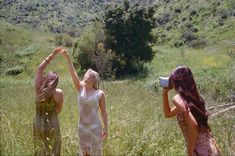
[0,77,234,155]
[0,20,235,155]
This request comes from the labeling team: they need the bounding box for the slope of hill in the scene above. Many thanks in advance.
[152,0,235,46]
[0,21,72,76]
[1,0,234,45]
[0,0,127,36]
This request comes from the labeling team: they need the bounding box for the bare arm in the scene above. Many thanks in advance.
[99,92,108,139]
[35,47,62,96]
[53,88,64,114]
[60,49,81,92]
[162,89,178,118]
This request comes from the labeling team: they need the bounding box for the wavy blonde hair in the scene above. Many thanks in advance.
[84,69,100,90]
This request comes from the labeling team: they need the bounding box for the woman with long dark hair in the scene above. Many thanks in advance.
[34,47,64,155]
[162,66,221,156]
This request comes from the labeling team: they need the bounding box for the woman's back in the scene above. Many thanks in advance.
[177,112,221,156]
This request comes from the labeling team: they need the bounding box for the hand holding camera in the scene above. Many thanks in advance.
[159,76,173,91]
[159,76,169,88]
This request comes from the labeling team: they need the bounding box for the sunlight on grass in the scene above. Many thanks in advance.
[0,78,234,155]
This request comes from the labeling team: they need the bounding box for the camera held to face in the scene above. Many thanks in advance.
[159,77,169,88]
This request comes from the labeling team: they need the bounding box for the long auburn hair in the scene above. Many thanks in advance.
[36,71,59,103]
[170,66,210,129]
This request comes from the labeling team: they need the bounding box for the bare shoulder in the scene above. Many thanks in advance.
[80,81,85,86]
[55,88,63,94]
[98,90,106,101]
[53,88,64,102]
[99,89,105,95]
[172,94,187,112]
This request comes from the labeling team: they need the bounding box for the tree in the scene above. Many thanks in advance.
[104,1,156,75]
[73,21,116,79]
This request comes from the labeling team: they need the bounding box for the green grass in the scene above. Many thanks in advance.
[0,19,235,155]
[0,78,234,155]
[0,40,234,155]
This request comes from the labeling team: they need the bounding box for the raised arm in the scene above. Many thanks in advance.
[35,47,62,96]
[60,49,81,91]
[99,91,108,140]
[162,89,178,118]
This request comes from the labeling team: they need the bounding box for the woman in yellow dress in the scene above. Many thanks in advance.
[34,47,64,155]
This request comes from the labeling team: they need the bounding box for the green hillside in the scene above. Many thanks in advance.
[1,0,234,42]
[153,0,235,46]
[0,0,123,35]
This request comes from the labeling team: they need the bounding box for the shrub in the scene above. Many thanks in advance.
[54,34,73,47]
[174,7,181,13]
[15,44,40,58]
[5,66,24,76]
[156,13,171,26]
[174,40,184,48]
[89,43,116,79]
[187,38,207,48]
[182,31,196,42]
[190,9,197,16]
[73,21,116,79]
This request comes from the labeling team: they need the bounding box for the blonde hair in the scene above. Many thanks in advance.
[84,69,100,90]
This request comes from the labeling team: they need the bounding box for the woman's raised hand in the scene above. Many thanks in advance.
[53,46,63,54]
[59,48,70,59]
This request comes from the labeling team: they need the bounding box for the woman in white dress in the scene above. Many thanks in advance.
[60,48,108,155]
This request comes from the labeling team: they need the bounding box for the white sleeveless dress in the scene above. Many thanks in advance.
[77,86,103,155]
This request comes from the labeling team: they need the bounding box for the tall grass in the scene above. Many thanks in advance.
[0,19,234,156]
[0,77,234,155]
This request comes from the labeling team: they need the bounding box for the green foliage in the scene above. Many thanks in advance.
[5,65,24,76]
[153,0,235,47]
[73,21,116,79]
[15,44,40,58]
[104,1,156,75]
[54,34,73,47]
[73,21,102,71]
[89,43,116,79]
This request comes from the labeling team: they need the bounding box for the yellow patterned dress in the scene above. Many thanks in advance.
[33,98,61,156]
[177,111,221,156]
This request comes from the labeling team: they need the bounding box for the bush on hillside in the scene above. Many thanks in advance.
[5,66,24,76]
[181,31,207,48]
[156,13,171,26]
[187,38,207,49]
[54,34,73,47]
[89,43,116,79]
[15,44,40,58]
[182,31,196,42]
[73,21,116,79]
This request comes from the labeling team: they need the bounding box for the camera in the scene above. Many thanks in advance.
[159,76,169,88]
